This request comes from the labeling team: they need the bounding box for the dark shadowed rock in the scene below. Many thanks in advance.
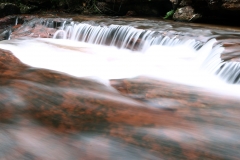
[19,3,38,14]
[0,3,20,18]
[169,0,240,24]
[85,0,172,16]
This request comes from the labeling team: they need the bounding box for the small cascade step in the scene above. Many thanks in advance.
[53,22,203,52]
[2,17,240,85]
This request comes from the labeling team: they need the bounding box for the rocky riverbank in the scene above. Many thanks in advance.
[1,0,240,25]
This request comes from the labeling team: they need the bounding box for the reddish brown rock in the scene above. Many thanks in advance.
[110,77,240,159]
[1,48,240,159]
[0,15,38,40]
[11,24,57,39]
[0,15,18,30]
[0,48,168,159]
[221,43,240,61]
[10,17,71,39]
[216,38,240,62]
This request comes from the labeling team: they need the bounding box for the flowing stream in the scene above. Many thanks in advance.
[1,17,240,92]
[1,16,240,159]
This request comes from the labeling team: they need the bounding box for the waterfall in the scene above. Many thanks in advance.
[15,16,18,26]
[217,62,240,83]
[0,38,225,88]
[53,22,203,52]
[51,22,240,84]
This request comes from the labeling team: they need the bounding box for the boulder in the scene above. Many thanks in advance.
[169,0,240,24]
[222,0,240,10]
[173,6,202,22]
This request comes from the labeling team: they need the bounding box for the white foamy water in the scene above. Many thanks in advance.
[0,38,220,81]
[53,23,203,52]
[1,37,240,97]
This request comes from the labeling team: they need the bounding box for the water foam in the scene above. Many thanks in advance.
[0,38,209,78]
[0,38,231,90]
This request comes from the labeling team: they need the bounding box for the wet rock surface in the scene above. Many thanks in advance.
[10,18,64,39]
[1,48,240,159]
[0,15,33,40]
[0,15,71,40]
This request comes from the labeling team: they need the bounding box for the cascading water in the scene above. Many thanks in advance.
[217,62,240,83]
[0,37,221,84]
[53,22,203,52]
[51,21,240,86]
[0,21,234,87]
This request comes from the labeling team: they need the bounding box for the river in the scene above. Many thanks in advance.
[0,15,240,159]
